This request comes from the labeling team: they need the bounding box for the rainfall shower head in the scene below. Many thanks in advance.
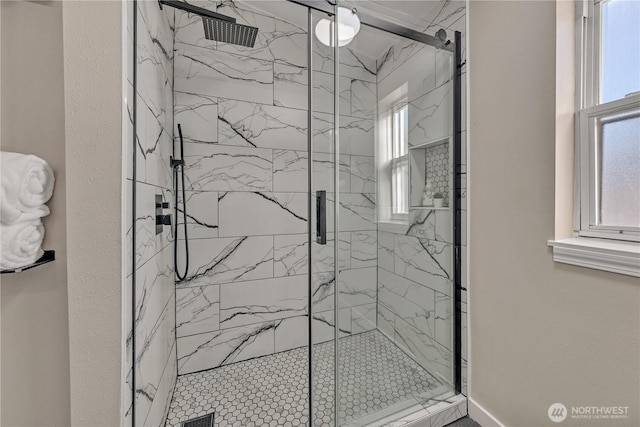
[202,17,258,47]
[159,0,258,48]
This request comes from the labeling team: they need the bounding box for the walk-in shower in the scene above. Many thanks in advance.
[127,0,465,426]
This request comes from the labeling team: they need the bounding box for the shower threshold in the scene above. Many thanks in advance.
[165,330,448,427]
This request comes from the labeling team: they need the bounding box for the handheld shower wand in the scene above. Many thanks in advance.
[173,124,189,282]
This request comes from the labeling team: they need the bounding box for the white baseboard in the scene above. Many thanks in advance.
[468,398,505,427]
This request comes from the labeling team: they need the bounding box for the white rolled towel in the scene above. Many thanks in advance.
[0,220,45,270]
[0,151,54,224]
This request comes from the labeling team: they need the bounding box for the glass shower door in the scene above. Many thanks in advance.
[306,3,458,425]
[331,6,457,427]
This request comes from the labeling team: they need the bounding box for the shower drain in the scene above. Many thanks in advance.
[181,413,214,427]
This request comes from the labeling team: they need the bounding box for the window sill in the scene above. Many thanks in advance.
[378,221,408,234]
[547,238,640,278]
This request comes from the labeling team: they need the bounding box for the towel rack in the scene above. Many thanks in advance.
[0,250,55,274]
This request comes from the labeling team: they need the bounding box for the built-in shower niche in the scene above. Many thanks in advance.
[409,136,451,209]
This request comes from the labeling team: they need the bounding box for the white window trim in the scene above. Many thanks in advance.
[549,0,640,277]
[390,153,409,221]
[377,91,409,226]
[548,238,640,277]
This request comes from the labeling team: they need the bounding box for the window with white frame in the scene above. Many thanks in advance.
[390,103,409,219]
[576,0,640,242]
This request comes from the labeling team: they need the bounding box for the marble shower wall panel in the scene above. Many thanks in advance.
[273,63,307,110]
[218,192,308,236]
[378,267,436,337]
[394,316,452,383]
[217,99,307,150]
[219,275,307,329]
[274,233,308,277]
[393,234,452,297]
[350,156,376,193]
[408,82,453,147]
[352,303,377,333]
[182,142,273,192]
[310,192,377,235]
[377,43,437,103]
[338,267,376,308]
[174,46,274,105]
[274,315,308,353]
[176,285,220,338]
[273,63,376,121]
[351,230,377,268]
[313,39,377,83]
[313,113,375,156]
[177,190,219,239]
[177,236,274,288]
[131,1,177,426]
[174,91,218,143]
[177,321,277,374]
[173,0,378,375]
[136,0,174,127]
[272,150,350,193]
[273,232,351,278]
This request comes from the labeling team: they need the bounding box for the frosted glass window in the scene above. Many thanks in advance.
[597,110,640,227]
[576,0,640,242]
[600,0,640,103]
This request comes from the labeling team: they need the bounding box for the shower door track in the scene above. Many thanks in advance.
[287,0,454,52]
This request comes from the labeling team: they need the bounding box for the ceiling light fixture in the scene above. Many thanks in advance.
[315,7,361,47]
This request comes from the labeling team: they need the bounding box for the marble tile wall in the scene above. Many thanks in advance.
[374,0,466,388]
[125,1,177,426]
[172,0,379,376]
[377,211,455,384]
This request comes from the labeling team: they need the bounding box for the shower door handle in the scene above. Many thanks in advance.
[316,190,327,245]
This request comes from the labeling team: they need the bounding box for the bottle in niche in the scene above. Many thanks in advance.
[422,180,434,206]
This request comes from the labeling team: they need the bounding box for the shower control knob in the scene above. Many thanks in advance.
[156,214,172,226]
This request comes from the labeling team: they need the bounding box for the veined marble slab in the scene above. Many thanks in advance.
[351,231,377,268]
[378,231,395,273]
[219,275,307,329]
[313,113,375,156]
[435,292,453,350]
[177,321,276,374]
[177,191,219,239]
[218,192,307,236]
[394,234,452,293]
[182,142,272,192]
[218,99,307,151]
[394,317,452,384]
[175,43,273,105]
[174,91,218,144]
[352,303,377,333]
[338,267,377,307]
[378,267,436,338]
[177,235,273,287]
[408,82,453,147]
[176,285,220,338]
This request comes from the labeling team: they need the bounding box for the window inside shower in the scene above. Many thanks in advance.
[126,1,465,426]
